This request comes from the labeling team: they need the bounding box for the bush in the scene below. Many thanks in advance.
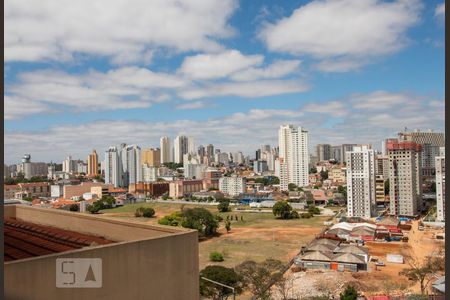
[290,210,299,219]
[340,285,358,300]
[69,204,79,212]
[308,205,321,215]
[135,207,145,217]
[142,207,155,218]
[87,201,104,214]
[209,251,224,262]
[217,200,230,212]
[300,212,313,218]
[158,211,182,226]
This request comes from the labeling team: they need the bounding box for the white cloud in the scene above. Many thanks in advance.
[350,91,410,110]
[5,91,444,163]
[178,50,264,80]
[230,59,301,81]
[178,79,309,99]
[175,101,207,110]
[5,0,237,63]
[5,96,52,120]
[303,101,347,116]
[259,0,422,72]
[5,67,186,118]
[5,63,309,119]
[435,3,445,18]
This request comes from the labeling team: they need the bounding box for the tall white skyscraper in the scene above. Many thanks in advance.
[188,136,196,155]
[278,125,309,190]
[435,151,445,222]
[346,145,376,218]
[123,145,142,186]
[174,135,189,163]
[105,147,121,188]
[160,136,172,163]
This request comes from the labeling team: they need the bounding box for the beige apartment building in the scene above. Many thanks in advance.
[87,149,99,176]
[142,148,161,167]
[388,141,423,217]
[4,205,199,300]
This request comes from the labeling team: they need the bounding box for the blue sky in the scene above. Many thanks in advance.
[4,0,445,164]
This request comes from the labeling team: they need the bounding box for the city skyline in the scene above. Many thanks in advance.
[4,0,445,163]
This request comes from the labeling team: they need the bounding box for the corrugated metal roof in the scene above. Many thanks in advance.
[332,252,366,264]
[300,251,334,262]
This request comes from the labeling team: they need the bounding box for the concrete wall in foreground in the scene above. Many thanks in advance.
[4,205,199,300]
[7,205,183,242]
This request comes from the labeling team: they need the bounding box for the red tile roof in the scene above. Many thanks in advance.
[4,218,114,262]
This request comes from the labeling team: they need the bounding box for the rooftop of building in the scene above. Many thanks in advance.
[4,217,114,262]
[4,205,197,265]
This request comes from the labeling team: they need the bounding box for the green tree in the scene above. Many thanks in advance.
[290,210,300,219]
[399,254,444,294]
[209,251,224,262]
[288,183,298,191]
[142,207,155,218]
[87,201,103,214]
[217,200,230,212]
[181,207,219,237]
[69,204,79,212]
[310,167,318,174]
[225,220,231,233]
[320,170,328,180]
[235,259,284,299]
[199,266,242,299]
[340,285,358,300]
[22,196,33,202]
[273,201,293,219]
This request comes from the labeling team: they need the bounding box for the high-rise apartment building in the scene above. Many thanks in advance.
[198,145,206,158]
[219,176,246,197]
[142,164,158,183]
[105,147,121,188]
[87,149,98,176]
[346,145,376,218]
[233,152,244,165]
[435,152,445,222]
[316,144,332,161]
[174,136,189,164]
[398,130,445,178]
[331,146,342,162]
[388,140,423,217]
[206,144,214,161]
[123,145,142,187]
[341,144,358,164]
[188,137,196,155]
[142,148,161,167]
[62,156,77,174]
[278,124,309,191]
[375,155,390,180]
[160,136,172,163]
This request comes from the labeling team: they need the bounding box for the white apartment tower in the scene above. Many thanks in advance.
[387,140,423,217]
[346,146,376,218]
[278,125,309,191]
[105,147,121,188]
[123,145,142,186]
[219,176,246,197]
[435,151,445,222]
[160,136,172,163]
[174,135,189,164]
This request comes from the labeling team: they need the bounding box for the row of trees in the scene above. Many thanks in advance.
[200,259,361,300]
[4,175,51,185]
[158,207,220,237]
[272,201,320,219]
